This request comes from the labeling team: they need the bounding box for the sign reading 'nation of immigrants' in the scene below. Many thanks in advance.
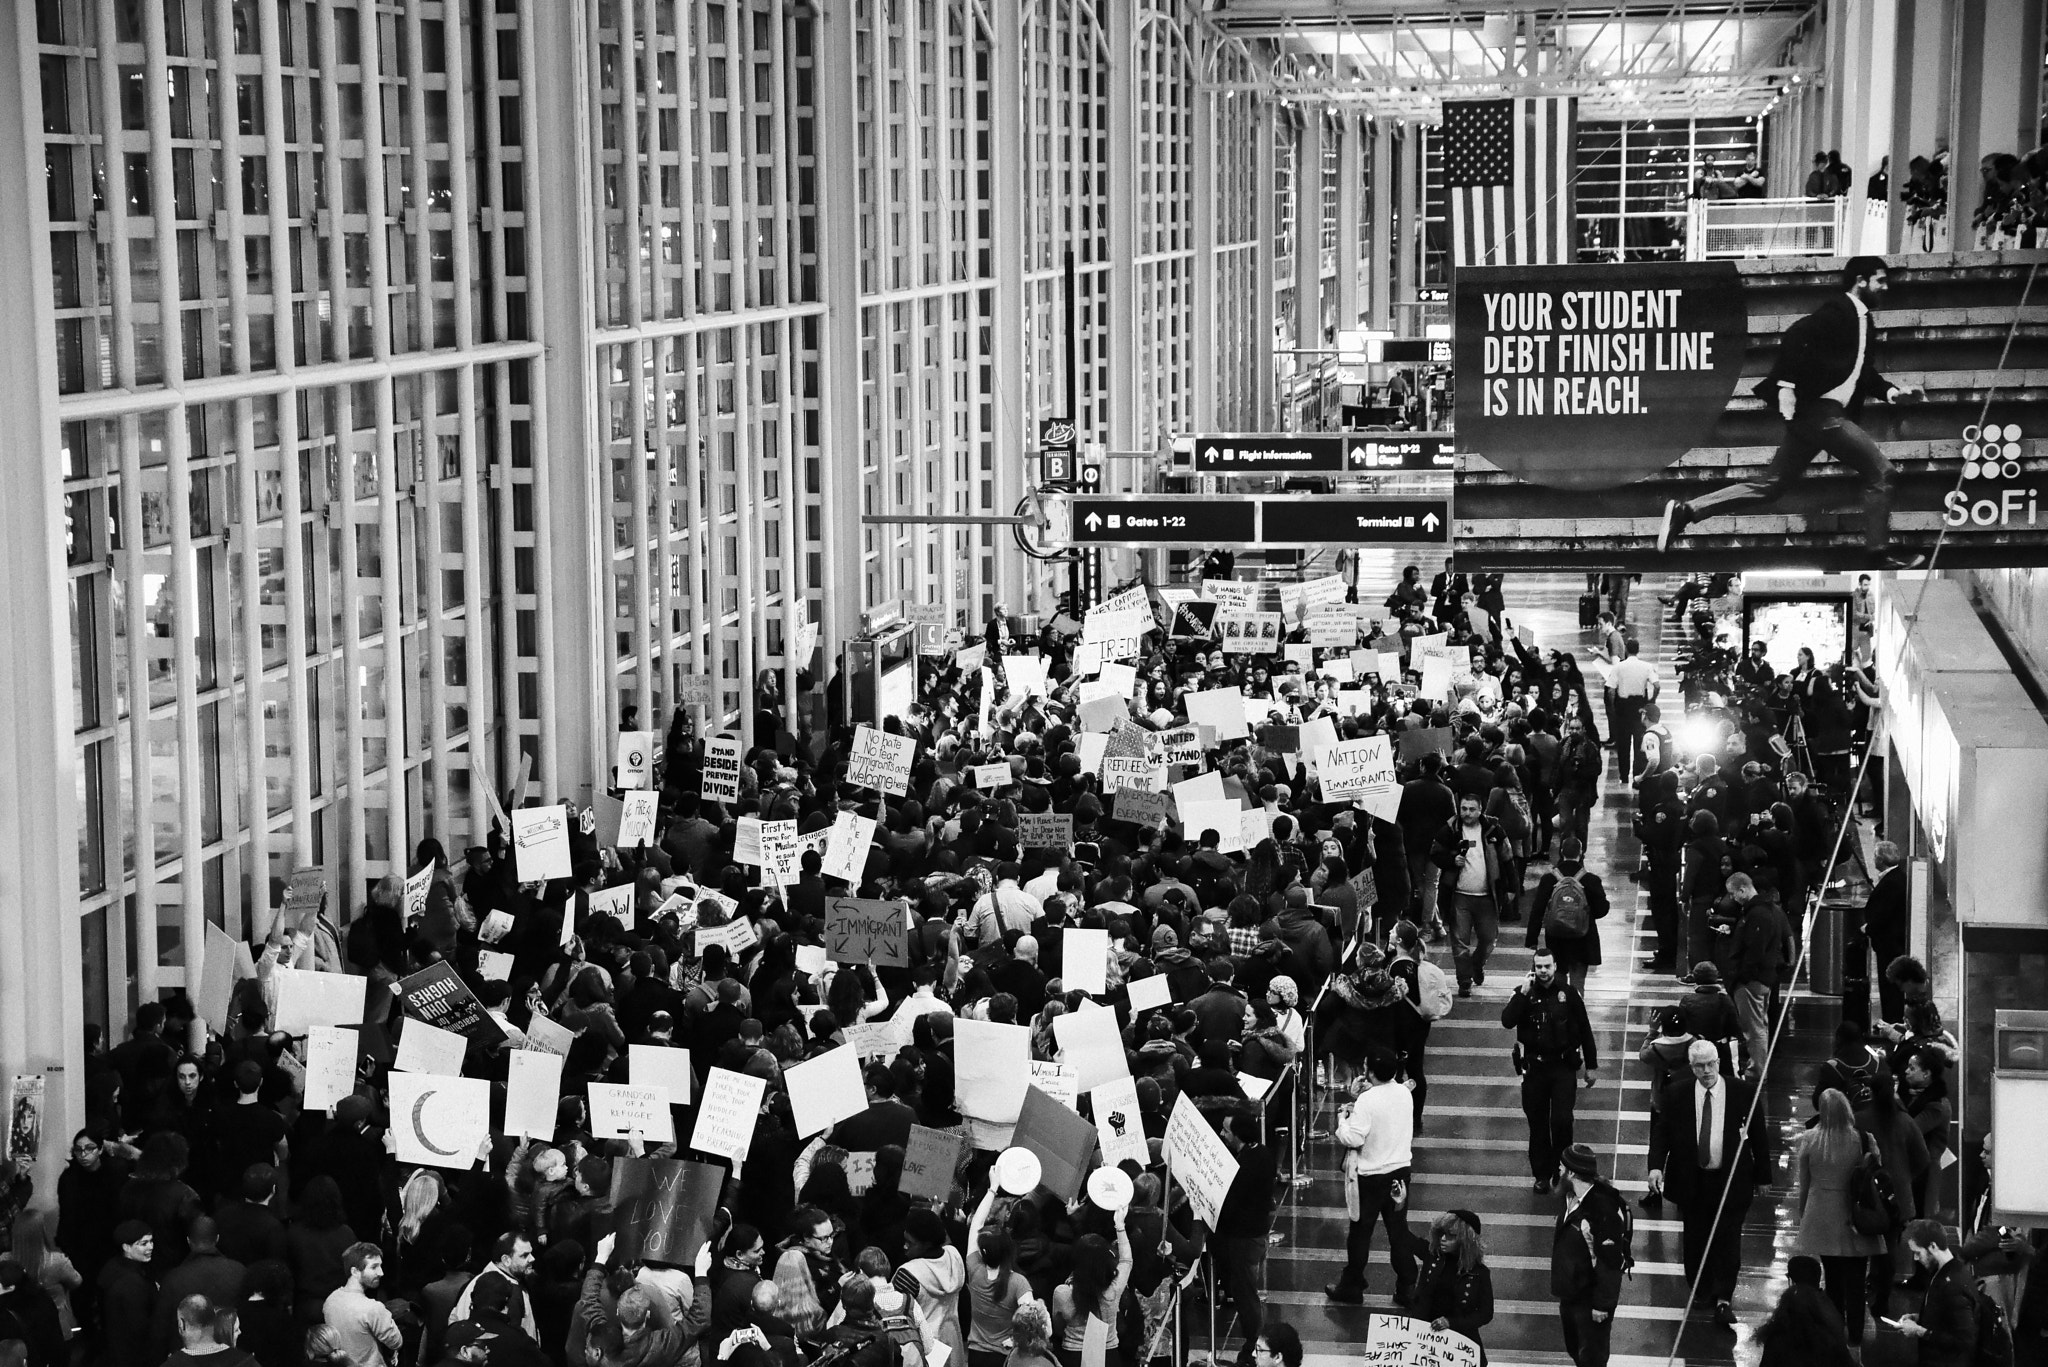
[1452,253,2048,570]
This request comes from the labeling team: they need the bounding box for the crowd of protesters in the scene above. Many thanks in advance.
[0,562,2035,1367]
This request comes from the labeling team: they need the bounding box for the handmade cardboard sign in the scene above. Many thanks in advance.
[823,897,909,967]
[610,1157,724,1266]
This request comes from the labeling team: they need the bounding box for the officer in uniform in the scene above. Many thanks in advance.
[1501,948,1599,1192]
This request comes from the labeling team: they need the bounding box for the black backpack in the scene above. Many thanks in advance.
[1848,1131,1905,1235]
[1973,1285,2014,1367]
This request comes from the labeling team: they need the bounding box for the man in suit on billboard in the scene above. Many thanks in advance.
[1646,1040,1771,1329]
[1658,257,1926,567]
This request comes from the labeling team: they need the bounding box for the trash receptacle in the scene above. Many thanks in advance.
[1809,897,1852,997]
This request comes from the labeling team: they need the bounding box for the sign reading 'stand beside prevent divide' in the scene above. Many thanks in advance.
[1452,255,2048,570]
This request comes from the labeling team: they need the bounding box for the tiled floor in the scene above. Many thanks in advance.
[1184,571,1841,1367]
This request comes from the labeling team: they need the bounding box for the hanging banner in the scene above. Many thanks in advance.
[1453,255,2048,570]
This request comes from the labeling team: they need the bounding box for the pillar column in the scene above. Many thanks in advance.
[1335,113,1362,332]
[1395,126,1420,312]
[1191,71,1218,432]
[1369,120,1393,331]
[1946,0,2047,241]
[1890,0,1957,250]
[1103,0,1136,584]
[986,0,1027,611]
[1253,102,1277,430]
[1294,111,1324,361]
[526,0,604,800]
[0,2,86,1206]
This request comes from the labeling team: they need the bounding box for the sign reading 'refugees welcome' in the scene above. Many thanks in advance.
[1455,262,1749,493]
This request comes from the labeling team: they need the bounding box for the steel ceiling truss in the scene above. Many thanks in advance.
[1198,0,1820,121]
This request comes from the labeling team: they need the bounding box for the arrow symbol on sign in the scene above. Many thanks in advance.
[1083,512,1103,531]
[1422,512,1442,532]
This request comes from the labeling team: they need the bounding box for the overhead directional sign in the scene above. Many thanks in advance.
[1192,433,1454,475]
[1055,495,1450,548]
[1070,497,1257,544]
[1259,497,1451,546]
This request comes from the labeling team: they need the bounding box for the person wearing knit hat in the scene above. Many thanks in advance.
[1552,1140,1633,1367]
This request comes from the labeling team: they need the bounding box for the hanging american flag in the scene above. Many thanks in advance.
[1443,96,1578,267]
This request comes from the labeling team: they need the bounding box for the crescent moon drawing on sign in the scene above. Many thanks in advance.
[410,1090,463,1157]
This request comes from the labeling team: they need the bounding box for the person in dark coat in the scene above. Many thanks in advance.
[1862,841,1910,1023]
[150,1217,246,1361]
[1894,1219,1980,1367]
[1752,1257,1856,1367]
[1660,255,1927,564]
[1409,1210,1495,1364]
[97,1220,158,1367]
[1647,1041,1771,1329]
[233,1261,299,1367]
[55,1128,128,1322]
[1526,839,1609,995]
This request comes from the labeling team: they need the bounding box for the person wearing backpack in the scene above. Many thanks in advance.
[1896,1219,1984,1367]
[1793,1088,1889,1348]
[1387,920,1448,1132]
[1551,1144,1633,1367]
[1501,949,1599,1192]
[1526,839,1610,996]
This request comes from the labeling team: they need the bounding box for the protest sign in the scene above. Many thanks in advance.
[733,816,764,866]
[403,865,434,924]
[1240,806,1273,851]
[398,962,508,1046]
[1101,757,1163,794]
[1323,654,1356,684]
[1077,685,1127,733]
[795,944,829,977]
[1051,1005,1130,1091]
[824,897,908,967]
[690,1068,768,1162]
[523,1014,575,1056]
[1164,1094,1241,1228]
[953,1019,1031,1127]
[1201,579,1258,609]
[1152,726,1203,766]
[1171,770,1226,811]
[696,917,758,960]
[1073,732,1109,774]
[1179,799,1246,855]
[1308,611,1358,648]
[394,1018,470,1077]
[900,1124,967,1202]
[1062,928,1110,996]
[196,922,250,1037]
[619,791,659,848]
[1420,654,1454,700]
[1283,643,1316,671]
[511,805,573,882]
[676,673,715,709]
[614,731,657,790]
[388,1072,490,1170]
[820,811,877,884]
[757,819,803,883]
[630,1043,696,1107]
[969,762,1011,790]
[1320,735,1396,801]
[1091,1076,1150,1167]
[1184,687,1250,741]
[1299,716,1340,767]
[1082,605,1149,645]
[1029,1062,1079,1111]
[478,910,515,944]
[1126,974,1172,1014]
[272,968,368,1036]
[785,1046,867,1138]
[477,950,514,982]
[1379,650,1405,681]
[1016,812,1073,850]
[505,1049,565,1139]
[303,1026,358,1113]
[1367,1316,1484,1367]
[702,735,743,802]
[1168,598,1218,639]
[586,884,636,927]
[955,642,986,673]
[846,1022,899,1061]
[1011,1085,1097,1201]
[1395,726,1457,763]
[609,1157,724,1265]
[1098,661,1139,697]
[1110,787,1171,829]
[847,725,916,795]
[588,1083,676,1144]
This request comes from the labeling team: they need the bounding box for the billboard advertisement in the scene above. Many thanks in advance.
[1452,253,2048,570]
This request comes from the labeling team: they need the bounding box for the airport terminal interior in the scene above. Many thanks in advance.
[4,2,2048,1367]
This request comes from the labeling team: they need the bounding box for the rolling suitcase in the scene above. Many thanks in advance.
[1578,592,1599,629]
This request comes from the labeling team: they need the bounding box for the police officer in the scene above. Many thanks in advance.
[1502,948,1599,1192]
[1552,1144,1632,1367]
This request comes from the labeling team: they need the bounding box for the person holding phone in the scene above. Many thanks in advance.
[1888,1219,1980,1367]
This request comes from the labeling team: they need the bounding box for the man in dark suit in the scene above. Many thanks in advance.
[1659,256,1927,566]
[1646,1039,1770,1328]
[1428,558,1467,626]
[1862,841,1910,1024]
